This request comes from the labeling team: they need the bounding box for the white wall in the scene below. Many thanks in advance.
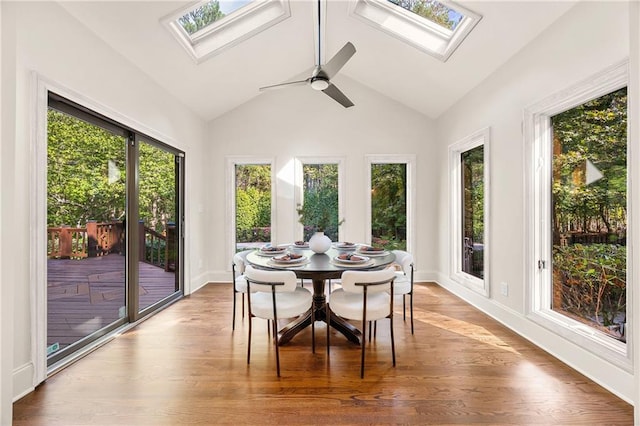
[1,0,208,415]
[435,1,634,402]
[206,75,437,281]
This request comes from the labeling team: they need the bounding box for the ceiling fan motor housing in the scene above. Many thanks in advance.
[310,76,330,91]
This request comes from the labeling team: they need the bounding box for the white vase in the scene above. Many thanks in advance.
[309,231,332,254]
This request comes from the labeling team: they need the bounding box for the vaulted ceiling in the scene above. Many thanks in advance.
[58,0,577,121]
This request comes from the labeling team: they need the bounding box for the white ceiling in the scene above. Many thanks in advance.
[58,0,577,122]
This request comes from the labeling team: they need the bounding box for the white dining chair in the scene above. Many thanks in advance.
[244,265,314,376]
[392,250,415,334]
[231,249,254,331]
[327,268,396,378]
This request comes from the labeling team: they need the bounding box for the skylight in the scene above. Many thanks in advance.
[178,1,254,36]
[163,0,291,63]
[387,0,463,31]
[350,0,481,62]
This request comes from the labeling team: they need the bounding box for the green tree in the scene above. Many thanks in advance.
[235,164,271,243]
[371,163,406,250]
[390,0,457,30]
[298,164,340,241]
[47,109,127,227]
[178,1,225,35]
[139,142,176,231]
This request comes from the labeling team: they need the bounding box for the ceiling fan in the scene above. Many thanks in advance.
[259,0,356,108]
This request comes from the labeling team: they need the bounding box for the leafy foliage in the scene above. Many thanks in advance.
[47,109,126,227]
[178,1,225,35]
[47,109,176,234]
[371,163,406,250]
[389,0,460,30]
[235,164,271,243]
[551,87,627,341]
[553,244,626,340]
[297,164,341,241]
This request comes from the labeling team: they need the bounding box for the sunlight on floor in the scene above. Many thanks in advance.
[411,309,520,354]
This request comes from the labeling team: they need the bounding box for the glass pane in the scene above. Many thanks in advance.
[551,87,627,342]
[235,164,271,251]
[47,108,127,361]
[299,164,340,242]
[179,0,253,35]
[371,163,407,250]
[138,140,180,312]
[388,0,464,31]
[461,145,484,279]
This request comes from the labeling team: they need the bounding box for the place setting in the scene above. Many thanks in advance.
[331,252,374,268]
[355,245,389,257]
[267,252,309,267]
[256,245,289,257]
[334,241,357,251]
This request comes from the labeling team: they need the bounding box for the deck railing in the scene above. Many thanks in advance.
[48,221,176,271]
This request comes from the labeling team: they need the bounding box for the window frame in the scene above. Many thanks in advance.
[349,0,481,62]
[448,127,491,296]
[226,157,276,265]
[524,60,632,370]
[365,154,416,256]
[162,0,291,63]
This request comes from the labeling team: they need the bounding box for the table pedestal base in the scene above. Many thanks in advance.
[278,278,361,345]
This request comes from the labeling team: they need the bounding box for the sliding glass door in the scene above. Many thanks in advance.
[46,93,183,368]
[137,138,182,313]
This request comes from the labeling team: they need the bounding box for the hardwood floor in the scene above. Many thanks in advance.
[13,282,633,425]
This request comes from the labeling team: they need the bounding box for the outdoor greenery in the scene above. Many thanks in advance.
[235,164,271,244]
[551,87,627,340]
[461,145,484,278]
[178,1,225,35]
[47,109,176,232]
[371,163,407,250]
[389,0,462,30]
[297,164,341,241]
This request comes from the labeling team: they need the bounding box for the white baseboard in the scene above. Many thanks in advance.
[433,272,634,404]
[12,362,34,402]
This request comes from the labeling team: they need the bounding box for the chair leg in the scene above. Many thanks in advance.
[232,289,237,331]
[247,316,252,365]
[361,318,367,379]
[410,291,414,335]
[311,303,316,353]
[326,303,330,355]
[390,317,396,367]
[403,294,406,321]
[273,318,280,377]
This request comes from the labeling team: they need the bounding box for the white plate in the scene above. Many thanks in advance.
[259,246,287,256]
[272,254,306,264]
[335,242,357,250]
[333,254,370,264]
[290,242,309,249]
[356,247,387,257]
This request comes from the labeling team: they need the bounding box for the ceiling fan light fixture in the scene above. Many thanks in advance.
[310,77,330,91]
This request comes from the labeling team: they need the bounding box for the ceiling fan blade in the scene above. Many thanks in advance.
[321,42,356,80]
[259,79,309,91]
[322,83,354,108]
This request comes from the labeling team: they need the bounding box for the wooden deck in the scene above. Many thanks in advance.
[48,254,177,349]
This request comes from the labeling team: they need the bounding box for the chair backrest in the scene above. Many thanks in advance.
[340,268,396,294]
[233,250,252,275]
[244,265,298,293]
[392,250,414,276]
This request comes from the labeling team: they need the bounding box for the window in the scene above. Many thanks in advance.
[449,128,490,295]
[163,0,290,63]
[233,163,272,252]
[524,61,630,368]
[349,0,481,61]
[366,155,415,253]
[388,0,464,31]
[299,163,341,242]
[178,0,254,36]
